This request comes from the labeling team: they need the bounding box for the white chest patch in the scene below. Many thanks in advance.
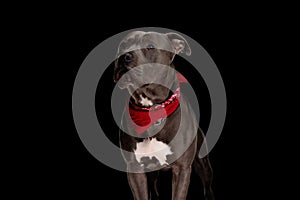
[139,95,153,106]
[134,138,173,166]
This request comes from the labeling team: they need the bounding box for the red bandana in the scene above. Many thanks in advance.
[128,73,187,134]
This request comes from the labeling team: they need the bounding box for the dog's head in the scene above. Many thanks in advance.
[113,31,191,106]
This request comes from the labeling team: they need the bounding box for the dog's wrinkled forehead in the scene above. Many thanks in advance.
[117,31,174,57]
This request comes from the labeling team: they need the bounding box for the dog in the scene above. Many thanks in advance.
[113,31,214,200]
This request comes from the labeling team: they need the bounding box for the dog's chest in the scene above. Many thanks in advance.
[134,138,173,166]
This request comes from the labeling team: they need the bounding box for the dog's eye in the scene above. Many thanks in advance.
[146,44,155,50]
[124,53,133,62]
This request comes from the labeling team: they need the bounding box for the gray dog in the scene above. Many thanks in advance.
[113,31,214,200]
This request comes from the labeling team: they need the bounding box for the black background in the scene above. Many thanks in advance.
[15,8,286,199]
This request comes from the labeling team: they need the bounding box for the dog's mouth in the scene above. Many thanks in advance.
[129,83,172,107]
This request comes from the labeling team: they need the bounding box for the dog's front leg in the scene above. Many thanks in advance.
[127,172,148,200]
[171,165,192,200]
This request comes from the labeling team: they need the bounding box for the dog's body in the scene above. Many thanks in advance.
[114,31,214,200]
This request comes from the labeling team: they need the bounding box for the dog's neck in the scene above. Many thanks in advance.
[127,71,187,134]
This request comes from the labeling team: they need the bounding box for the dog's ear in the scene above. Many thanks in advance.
[165,32,191,56]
